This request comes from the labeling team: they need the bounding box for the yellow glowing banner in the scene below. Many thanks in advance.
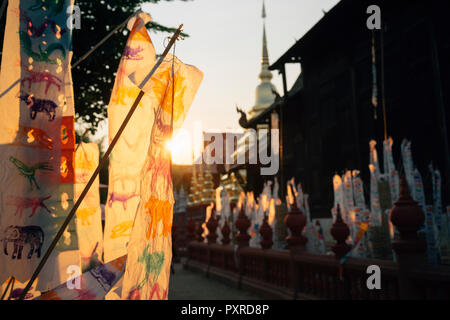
[75,142,103,271]
[120,53,203,299]
[103,13,156,263]
[0,0,79,292]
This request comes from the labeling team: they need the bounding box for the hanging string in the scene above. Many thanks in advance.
[168,32,179,200]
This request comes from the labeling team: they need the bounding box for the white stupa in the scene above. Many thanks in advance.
[247,0,278,119]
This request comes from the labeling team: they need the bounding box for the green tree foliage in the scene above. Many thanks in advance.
[0,0,190,132]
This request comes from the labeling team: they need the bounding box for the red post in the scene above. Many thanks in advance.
[330,204,351,260]
[259,214,273,250]
[235,204,251,248]
[221,218,231,245]
[284,200,307,251]
[390,175,426,299]
[206,209,219,244]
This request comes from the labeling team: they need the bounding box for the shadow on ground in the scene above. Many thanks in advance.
[168,263,265,300]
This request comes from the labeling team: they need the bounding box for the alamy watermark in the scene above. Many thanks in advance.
[66,265,81,290]
[366,265,381,290]
[67,5,81,30]
[199,128,279,176]
[366,5,381,30]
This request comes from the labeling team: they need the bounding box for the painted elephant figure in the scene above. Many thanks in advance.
[2,226,44,260]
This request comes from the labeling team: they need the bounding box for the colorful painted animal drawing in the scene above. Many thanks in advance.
[127,287,141,300]
[111,86,144,107]
[21,68,62,94]
[19,93,59,121]
[2,225,44,260]
[21,11,66,38]
[126,283,168,300]
[107,192,138,210]
[73,288,96,300]
[12,125,54,150]
[6,195,52,218]
[81,242,101,271]
[75,171,90,184]
[76,208,96,226]
[110,220,133,239]
[89,263,117,290]
[11,288,35,300]
[145,106,173,196]
[123,46,144,60]
[20,31,66,64]
[9,156,52,190]
[137,247,165,289]
[153,104,173,142]
[144,196,172,240]
[28,0,65,17]
[38,290,61,300]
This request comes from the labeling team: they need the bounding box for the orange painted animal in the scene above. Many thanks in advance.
[144,196,172,240]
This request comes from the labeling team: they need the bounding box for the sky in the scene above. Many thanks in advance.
[142,0,340,133]
[91,0,341,163]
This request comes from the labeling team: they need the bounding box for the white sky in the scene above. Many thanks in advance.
[90,0,341,163]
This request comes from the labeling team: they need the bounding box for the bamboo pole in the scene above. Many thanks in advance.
[0,276,14,300]
[18,24,184,300]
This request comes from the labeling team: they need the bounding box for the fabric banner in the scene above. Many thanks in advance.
[401,139,415,197]
[383,138,399,203]
[369,140,381,180]
[120,47,203,299]
[369,164,382,227]
[343,171,354,224]
[352,170,366,209]
[332,174,344,217]
[103,13,156,263]
[37,255,126,300]
[0,0,79,291]
[75,142,103,271]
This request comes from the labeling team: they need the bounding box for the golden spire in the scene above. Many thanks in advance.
[202,165,215,205]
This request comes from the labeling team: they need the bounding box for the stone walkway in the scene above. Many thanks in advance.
[168,263,265,300]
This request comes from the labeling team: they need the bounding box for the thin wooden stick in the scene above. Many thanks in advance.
[18,24,184,300]
[0,276,14,300]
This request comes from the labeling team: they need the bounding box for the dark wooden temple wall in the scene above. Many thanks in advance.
[280,0,450,217]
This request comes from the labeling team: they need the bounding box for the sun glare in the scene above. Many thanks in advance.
[166,128,193,165]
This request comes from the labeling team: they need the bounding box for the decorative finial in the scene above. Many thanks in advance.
[262,0,267,19]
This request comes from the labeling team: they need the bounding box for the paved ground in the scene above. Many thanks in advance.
[168,263,265,300]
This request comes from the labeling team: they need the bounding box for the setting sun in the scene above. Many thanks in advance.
[166,128,193,165]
